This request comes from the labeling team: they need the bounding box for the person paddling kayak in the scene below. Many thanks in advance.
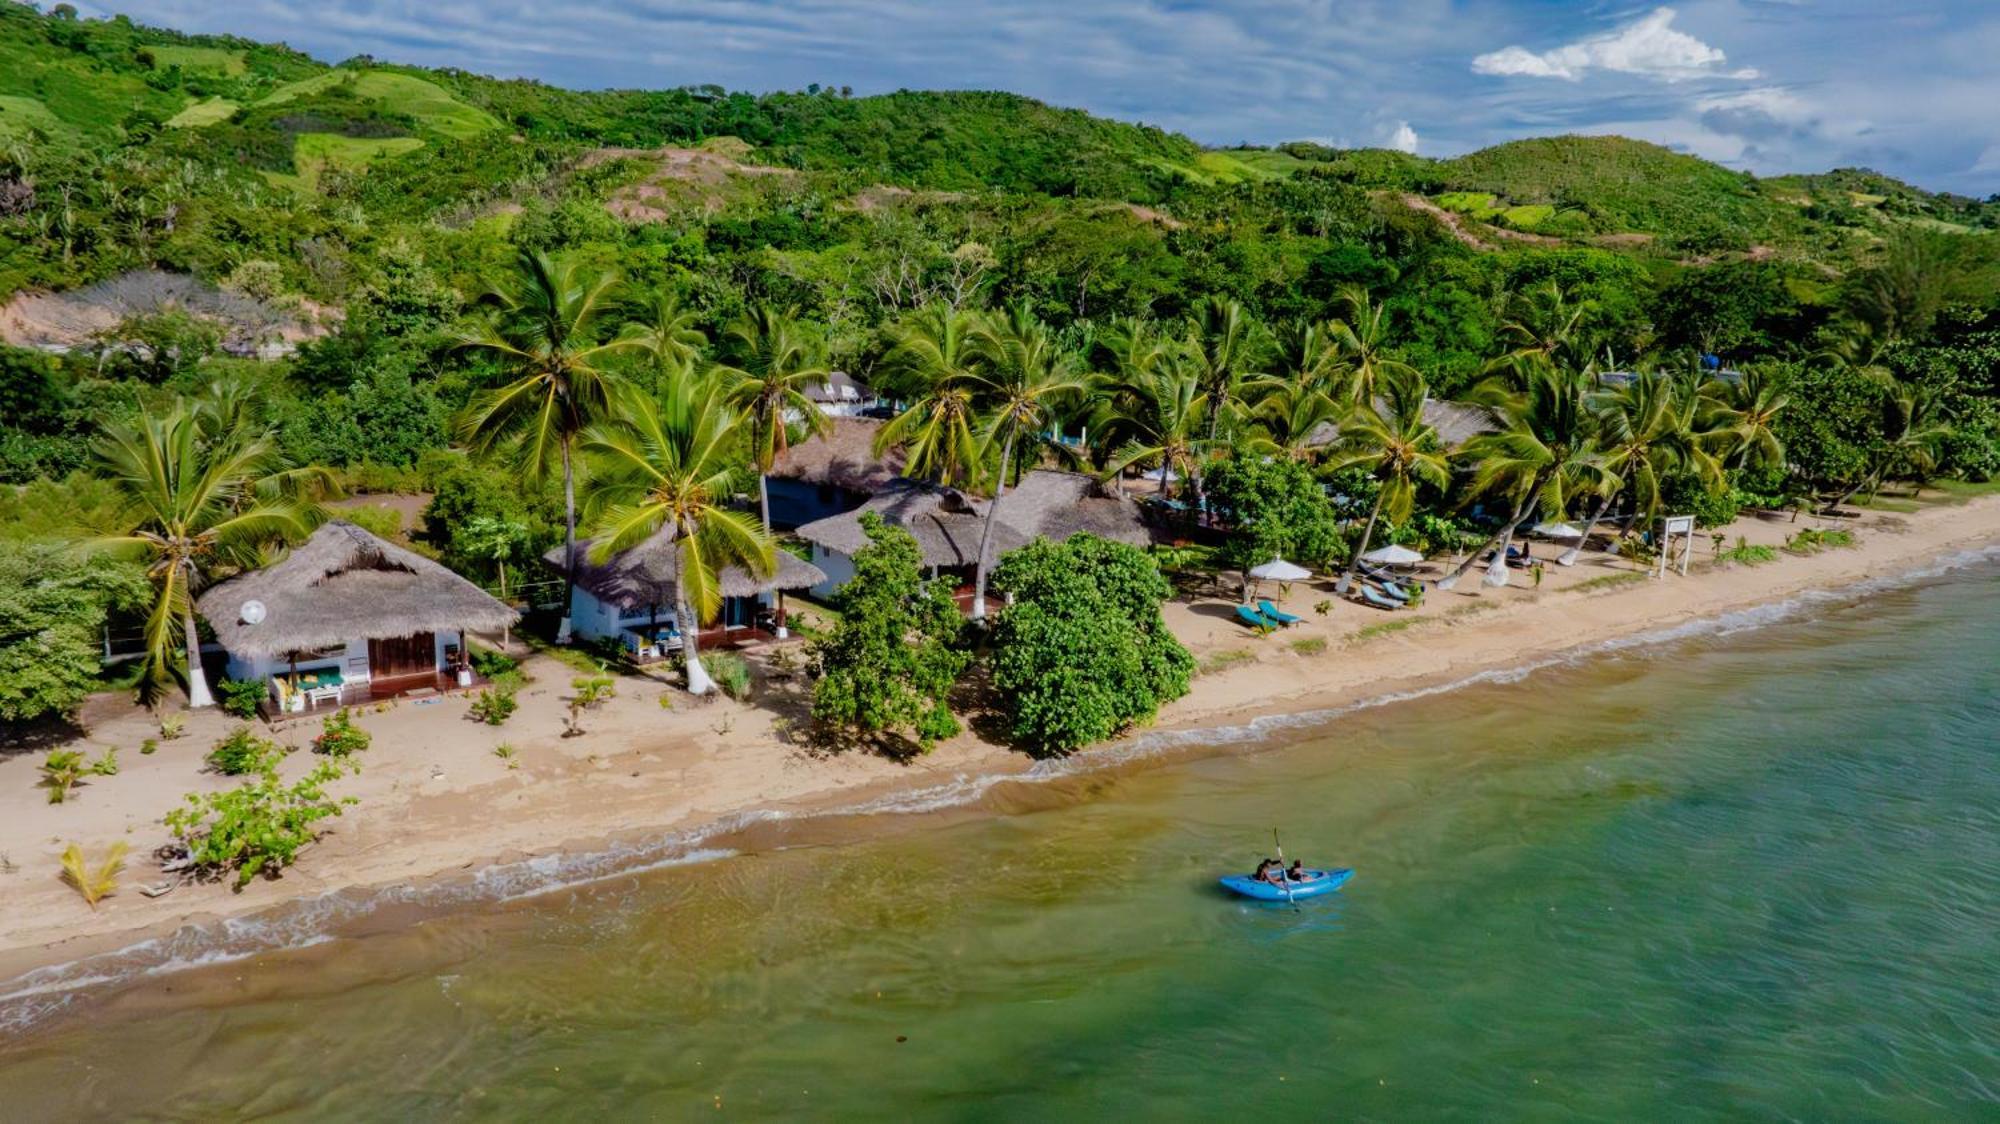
[1253,858,1286,887]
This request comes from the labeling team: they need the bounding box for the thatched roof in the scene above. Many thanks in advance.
[795,470,1151,567]
[544,529,826,609]
[1303,399,1500,451]
[767,417,903,491]
[197,521,517,658]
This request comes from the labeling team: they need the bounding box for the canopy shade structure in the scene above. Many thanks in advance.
[1534,522,1585,539]
[1360,544,1425,566]
[1248,558,1313,581]
[197,521,517,659]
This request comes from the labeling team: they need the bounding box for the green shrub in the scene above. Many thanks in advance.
[1784,527,1856,554]
[39,747,118,803]
[467,646,520,680]
[702,652,752,700]
[469,686,518,726]
[310,708,371,756]
[165,757,359,888]
[141,737,159,755]
[206,726,282,775]
[216,677,268,718]
[1718,536,1778,566]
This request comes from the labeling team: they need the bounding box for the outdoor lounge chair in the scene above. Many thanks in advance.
[1235,604,1278,631]
[1356,585,1403,611]
[1257,600,1303,625]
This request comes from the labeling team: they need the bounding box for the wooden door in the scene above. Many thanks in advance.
[368,632,435,682]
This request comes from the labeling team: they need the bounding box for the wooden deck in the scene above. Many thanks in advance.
[261,670,488,723]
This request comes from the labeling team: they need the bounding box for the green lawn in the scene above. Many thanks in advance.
[1435,191,1501,219]
[146,46,246,75]
[1499,203,1556,229]
[349,71,502,138]
[166,96,239,128]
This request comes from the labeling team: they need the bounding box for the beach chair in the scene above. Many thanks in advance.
[1257,600,1303,626]
[1235,604,1277,632]
[1356,585,1403,611]
[1369,576,1412,601]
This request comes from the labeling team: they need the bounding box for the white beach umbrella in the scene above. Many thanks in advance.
[1248,558,1313,581]
[1534,521,1584,539]
[1361,544,1425,566]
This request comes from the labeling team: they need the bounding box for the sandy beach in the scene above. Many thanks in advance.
[4,491,1999,993]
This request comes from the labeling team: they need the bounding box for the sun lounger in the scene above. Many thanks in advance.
[1370,577,1412,601]
[1356,585,1403,611]
[1235,604,1277,631]
[1256,600,1302,625]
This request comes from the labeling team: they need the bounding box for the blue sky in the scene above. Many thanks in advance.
[79,1,2000,195]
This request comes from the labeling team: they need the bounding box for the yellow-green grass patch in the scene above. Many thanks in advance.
[166,96,239,128]
[0,95,62,139]
[146,46,246,75]
[1500,203,1556,229]
[286,133,425,191]
[254,70,349,107]
[348,71,501,139]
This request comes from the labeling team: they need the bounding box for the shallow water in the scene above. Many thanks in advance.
[3,562,1998,1119]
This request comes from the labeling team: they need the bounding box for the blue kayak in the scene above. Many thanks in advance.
[1219,867,1353,901]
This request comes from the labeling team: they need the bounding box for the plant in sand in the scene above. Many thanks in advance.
[60,841,129,909]
[166,756,359,888]
[311,708,370,756]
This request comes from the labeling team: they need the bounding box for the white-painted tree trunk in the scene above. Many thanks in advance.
[1335,488,1387,596]
[1559,495,1612,566]
[678,593,713,695]
[183,600,213,708]
[970,430,1016,620]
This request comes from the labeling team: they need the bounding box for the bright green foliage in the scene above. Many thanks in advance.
[206,726,281,775]
[702,651,753,700]
[989,534,1193,756]
[0,543,147,724]
[311,708,371,756]
[165,755,359,888]
[810,515,969,753]
[216,677,267,718]
[1203,451,1342,574]
[469,686,518,726]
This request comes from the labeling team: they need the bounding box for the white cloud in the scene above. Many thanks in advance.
[1473,7,1757,83]
[1388,120,1419,153]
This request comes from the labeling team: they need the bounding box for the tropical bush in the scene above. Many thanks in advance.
[1204,451,1342,578]
[311,708,371,756]
[165,756,359,888]
[468,686,518,726]
[703,652,753,700]
[989,534,1194,756]
[206,726,282,775]
[0,544,148,725]
[216,677,269,719]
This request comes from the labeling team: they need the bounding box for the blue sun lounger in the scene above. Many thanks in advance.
[1257,600,1302,625]
[1236,604,1277,630]
[1357,584,1403,611]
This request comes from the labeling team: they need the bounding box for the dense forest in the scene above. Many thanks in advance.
[3,0,1999,738]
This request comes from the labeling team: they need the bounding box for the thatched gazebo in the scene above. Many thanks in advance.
[546,528,826,651]
[197,520,517,711]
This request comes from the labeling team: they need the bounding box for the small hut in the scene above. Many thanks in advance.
[763,417,905,529]
[197,521,517,712]
[548,529,826,655]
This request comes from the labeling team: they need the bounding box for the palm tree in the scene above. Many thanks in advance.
[1328,288,1416,406]
[1184,297,1264,446]
[1490,282,1597,382]
[455,251,633,632]
[92,404,313,707]
[580,374,777,696]
[1245,319,1351,460]
[1095,358,1217,507]
[716,305,831,531]
[964,305,1086,617]
[1438,366,1606,591]
[626,290,707,381]
[1327,369,1451,594]
[1562,373,1722,565]
[873,305,988,489]
[1701,365,1790,471]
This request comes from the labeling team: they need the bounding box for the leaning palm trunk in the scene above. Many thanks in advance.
[1438,494,1533,592]
[758,470,773,533]
[1335,488,1387,596]
[1559,495,1614,566]
[970,430,1016,620]
[559,438,578,639]
[182,597,214,709]
[677,592,714,696]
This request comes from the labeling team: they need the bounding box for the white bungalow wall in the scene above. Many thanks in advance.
[225,631,464,686]
[566,587,771,642]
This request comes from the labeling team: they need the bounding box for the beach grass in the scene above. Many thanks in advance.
[1930,479,2000,502]
[1571,572,1648,594]
[1198,648,1254,675]
[1288,636,1327,656]
[1352,616,1430,643]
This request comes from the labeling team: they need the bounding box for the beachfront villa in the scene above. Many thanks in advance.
[546,529,827,656]
[195,520,518,714]
[794,468,1153,601]
[803,370,883,417]
[762,417,905,530]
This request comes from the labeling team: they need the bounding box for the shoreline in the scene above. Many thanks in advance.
[5,493,2000,1031]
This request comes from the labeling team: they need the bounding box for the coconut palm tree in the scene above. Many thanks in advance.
[963,304,1086,617]
[1490,282,1597,382]
[1326,369,1451,594]
[1095,358,1217,508]
[873,304,988,489]
[1438,366,1607,591]
[1561,373,1723,565]
[1244,319,1351,460]
[715,305,831,531]
[455,251,633,632]
[626,290,707,381]
[1700,365,1790,471]
[1183,297,1264,445]
[580,374,776,696]
[1328,287,1417,406]
[92,404,314,706]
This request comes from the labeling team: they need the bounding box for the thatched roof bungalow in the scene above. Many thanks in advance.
[763,417,904,529]
[1302,399,1500,452]
[544,529,825,647]
[794,469,1151,598]
[197,520,516,711]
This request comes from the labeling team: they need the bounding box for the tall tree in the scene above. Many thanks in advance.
[1701,365,1791,471]
[92,405,313,706]
[455,251,632,634]
[579,375,776,696]
[1095,359,1217,508]
[1328,287,1417,407]
[964,304,1085,617]
[1438,366,1606,591]
[873,304,988,489]
[627,290,708,380]
[1563,373,1722,564]
[716,304,831,531]
[1184,297,1264,446]
[1327,369,1451,594]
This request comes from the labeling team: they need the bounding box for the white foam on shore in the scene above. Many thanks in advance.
[5,543,1996,1036]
